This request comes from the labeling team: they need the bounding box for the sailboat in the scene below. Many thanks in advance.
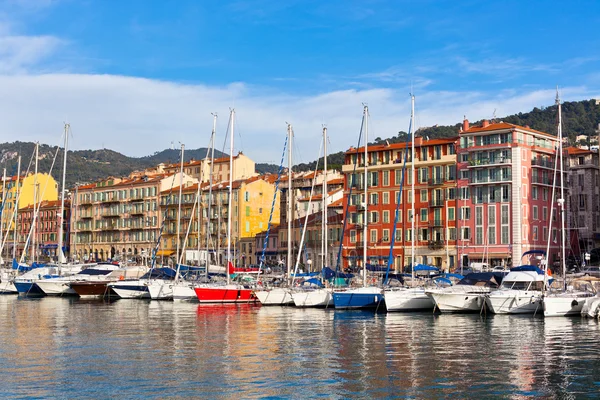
[292,126,335,308]
[543,91,596,316]
[193,109,256,303]
[384,94,435,312]
[255,124,294,306]
[0,156,21,294]
[332,105,384,310]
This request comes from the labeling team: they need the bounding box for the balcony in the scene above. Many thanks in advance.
[101,210,121,218]
[467,157,512,168]
[99,224,118,231]
[429,197,445,207]
[428,178,445,186]
[78,225,93,232]
[428,240,445,250]
[100,197,120,204]
[531,175,554,186]
[470,175,512,184]
[79,198,93,206]
[79,214,93,219]
[430,219,444,227]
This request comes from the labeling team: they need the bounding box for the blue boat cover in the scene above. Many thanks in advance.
[303,278,324,287]
[322,267,353,280]
[140,267,177,280]
[510,265,545,275]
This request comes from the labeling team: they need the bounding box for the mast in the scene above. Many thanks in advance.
[410,94,416,282]
[204,113,217,277]
[363,105,368,287]
[72,185,78,262]
[226,109,235,285]
[31,143,39,264]
[175,143,184,278]
[287,123,293,283]
[12,156,21,262]
[322,126,328,271]
[57,123,69,264]
[1,168,5,262]
[556,91,567,290]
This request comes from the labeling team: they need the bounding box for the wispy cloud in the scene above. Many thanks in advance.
[0,34,63,73]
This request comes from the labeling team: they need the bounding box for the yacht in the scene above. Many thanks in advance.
[426,272,506,313]
[485,251,550,314]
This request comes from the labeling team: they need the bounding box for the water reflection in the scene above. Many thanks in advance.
[0,296,599,398]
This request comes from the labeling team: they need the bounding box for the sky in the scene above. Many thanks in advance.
[0,0,599,165]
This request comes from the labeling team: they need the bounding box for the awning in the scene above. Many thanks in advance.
[155,250,175,256]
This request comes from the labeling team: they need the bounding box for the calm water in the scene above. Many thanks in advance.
[0,296,599,399]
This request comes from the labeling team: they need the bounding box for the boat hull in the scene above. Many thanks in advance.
[292,288,333,308]
[425,287,490,313]
[485,291,543,314]
[194,286,256,303]
[581,296,600,318]
[385,288,434,312]
[543,293,592,317]
[255,288,294,306]
[333,287,384,310]
[14,281,45,296]
[36,280,77,296]
[109,283,150,299]
[172,284,198,302]
[70,281,114,298]
[0,280,17,294]
[147,280,174,300]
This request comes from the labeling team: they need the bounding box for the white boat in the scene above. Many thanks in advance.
[292,287,333,308]
[108,267,176,299]
[0,269,18,294]
[581,295,600,318]
[426,272,506,313]
[255,286,294,306]
[385,287,434,312]
[172,281,199,302]
[543,290,595,317]
[485,254,549,314]
[35,263,108,296]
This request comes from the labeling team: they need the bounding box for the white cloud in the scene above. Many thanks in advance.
[0,34,63,73]
[0,73,598,166]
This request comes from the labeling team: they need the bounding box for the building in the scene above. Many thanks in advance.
[457,119,564,268]
[71,172,197,262]
[254,225,280,266]
[566,147,600,252]
[16,200,70,262]
[0,172,59,261]
[163,152,257,183]
[341,136,458,272]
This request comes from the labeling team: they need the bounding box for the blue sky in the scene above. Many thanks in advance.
[1,0,599,164]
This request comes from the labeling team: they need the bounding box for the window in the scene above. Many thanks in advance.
[245,191,249,201]
[533,226,538,241]
[533,206,538,220]
[370,229,377,243]
[370,211,379,223]
[420,168,428,183]
[420,208,428,222]
[370,193,379,205]
[459,207,471,220]
[461,227,471,240]
[447,165,456,180]
[421,147,428,161]
[420,189,428,202]
[448,207,455,221]
[383,171,389,186]
[502,185,510,202]
[383,192,390,205]
[419,228,429,241]
[246,206,250,216]
[383,210,390,224]
[245,221,250,232]
[350,230,356,243]
[532,186,538,200]
[449,227,456,240]
[543,207,548,221]
[434,146,442,160]
[394,170,403,185]
[447,187,456,200]
[382,229,390,242]
[543,188,548,201]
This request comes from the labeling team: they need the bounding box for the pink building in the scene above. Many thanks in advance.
[457,119,564,269]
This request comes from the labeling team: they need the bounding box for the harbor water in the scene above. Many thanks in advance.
[1,296,599,399]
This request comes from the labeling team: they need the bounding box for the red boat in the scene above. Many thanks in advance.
[194,284,257,303]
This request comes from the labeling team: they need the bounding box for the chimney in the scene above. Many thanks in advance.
[525,125,530,129]
[414,136,423,146]
[482,120,490,128]
[462,118,469,132]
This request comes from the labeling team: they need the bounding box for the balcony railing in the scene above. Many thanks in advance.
[470,175,512,184]
[428,178,445,186]
[428,240,445,250]
[429,197,445,207]
[431,219,444,227]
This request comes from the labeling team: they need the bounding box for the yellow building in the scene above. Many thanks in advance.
[0,173,58,245]
[163,151,257,183]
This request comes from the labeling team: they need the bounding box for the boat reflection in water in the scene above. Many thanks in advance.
[1,297,600,398]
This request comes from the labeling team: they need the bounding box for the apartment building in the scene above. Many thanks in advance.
[341,137,458,272]
[566,147,600,251]
[15,200,70,262]
[163,152,257,183]
[457,119,564,268]
[71,172,197,262]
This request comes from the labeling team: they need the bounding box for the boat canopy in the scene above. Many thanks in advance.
[140,267,177,280]
[322,267,353,280]
[302,278,324,287]
[510,265,545,275]
[458,272,507,287]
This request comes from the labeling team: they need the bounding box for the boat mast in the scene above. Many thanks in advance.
[204,113,217,277]
[1,168,5,262]
[31,142,39,264]
[227,109,235,285]
[410,94,415,282]
[556,90,567,290]
[57,123,69,265]
[287,123,293,283]
[322,126,328,271]
[175,143,184,278]
[363,105,368,287]
[12,156,21,262]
